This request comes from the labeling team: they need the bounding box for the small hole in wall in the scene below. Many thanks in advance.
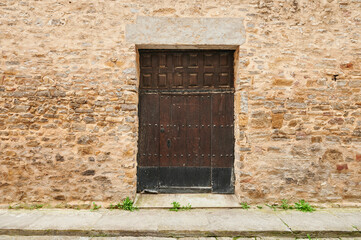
[332,74,339,81]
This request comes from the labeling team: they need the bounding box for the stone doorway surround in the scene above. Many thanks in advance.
[126,16,246,199]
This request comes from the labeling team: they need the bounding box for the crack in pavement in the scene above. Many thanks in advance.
[278,217,293,233]
[352,225,361,233]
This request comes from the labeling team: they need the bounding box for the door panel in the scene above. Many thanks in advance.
[139,50,234,90]
[159,95,211,189]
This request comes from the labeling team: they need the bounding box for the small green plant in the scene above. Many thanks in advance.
[8,205,18,210]
[121,197,138,211]
[108,202,123,210]
[182,203,192,210]
[170,201,181,211]
[240,202,250,209]
[91,202,101,211]
[108,203,118,209]
[31,204,44,210]
[256,205,263,209]
[280,199,293,210]
[8,203,44,210]
[294,199,315,212]
[169,201,191,211]
[107,197,138,211]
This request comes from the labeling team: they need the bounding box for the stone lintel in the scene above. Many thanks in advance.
[126,16,246,46]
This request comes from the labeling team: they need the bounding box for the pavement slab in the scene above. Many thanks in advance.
[329,208,361,230]
[92,209,288,235]
[276,210,357,232]
[25,209,103,231]
[0,208,360,238]
[0,211,44,229]
[198,209,289,232]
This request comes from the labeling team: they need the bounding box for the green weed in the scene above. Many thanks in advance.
[280,199,293,210]
[108,197,138,211]
[169,201,191,211]
[240,202,250,209]
[8,203,44,210]
[91,202,101,211]
[182,203,192,210]
[294,199,315,212]
[170,201,181,211]
[121,197,138,211]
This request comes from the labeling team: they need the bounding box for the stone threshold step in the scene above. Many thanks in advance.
[134,193,241,208]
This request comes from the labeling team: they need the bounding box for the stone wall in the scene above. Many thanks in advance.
[0,0,360,204]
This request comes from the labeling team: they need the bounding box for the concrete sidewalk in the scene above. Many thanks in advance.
[0,208,360,238]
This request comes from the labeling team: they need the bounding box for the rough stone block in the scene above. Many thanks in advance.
[250,111,271,129]
[311,136,322,143]
[271,113,284,129]
[336,163,348,171]
[272,79,293,86]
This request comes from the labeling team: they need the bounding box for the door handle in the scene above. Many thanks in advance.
[167,139,171,148]
[160,127,165,133]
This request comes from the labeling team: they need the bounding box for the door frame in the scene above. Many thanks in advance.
[135,46,240,194]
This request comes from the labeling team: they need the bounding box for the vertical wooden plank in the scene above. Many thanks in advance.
[199,94,212,167]
[224,92,234,167]
[187,53,200,88]
[213,52,220,89]
[151,53,158,88]
[185,95,200,166]
[218,51,233,88]
[211,93,220,168]
[166,52,173,89]
[170,95,186,166]
[138,93,159,166]
[173,53,184,88]
[139,52,153,89]
[159,95,172,167]
[198,52,204,88]
[229,51,234,88]
[203,53,216,87]
[212,93,233,168]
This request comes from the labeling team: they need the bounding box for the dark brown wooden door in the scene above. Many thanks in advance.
[138,50,234,193]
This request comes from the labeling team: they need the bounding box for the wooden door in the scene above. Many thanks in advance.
[137,50,234,193]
